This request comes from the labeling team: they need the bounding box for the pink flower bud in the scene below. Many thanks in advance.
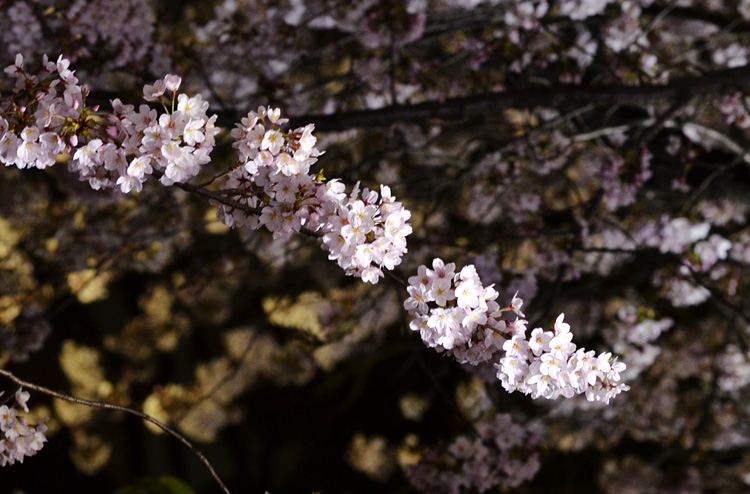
[164,74,182,92]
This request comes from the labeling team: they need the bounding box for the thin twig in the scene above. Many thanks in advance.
[195,167,238,189]
[626,96,691,151]
[685,268,750,352]
[161,171,261,216]
[173,334,258,425]
[0,368,232,494]
[679,158,741,216]
[572,120,653,142]
[385,268,409,288]
[157,171,325,240]
[160,173,418,292]
[671,121,750,165]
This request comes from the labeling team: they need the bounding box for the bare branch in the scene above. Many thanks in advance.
[0,368,232,494]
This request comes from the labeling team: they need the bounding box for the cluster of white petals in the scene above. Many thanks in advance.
[636,216,732,306]
[498,313,628,404]
[0,389,47,467]
[405,259,629,403]
[219,106,326,235]
[1,54,82,170]
[320,181,412,283]
[220,107,412,283]
[101,76,219,192]
[3,56,626,421]
[404,259,508,364]
[1,56,219,193]
[3,56,411,284]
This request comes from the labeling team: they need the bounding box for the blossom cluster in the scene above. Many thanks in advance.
[717,92,750,129]
[1,54,84,170]
[637,216,733,307]
[0,389,47,467]
[404,259,509,365]
[608,305,672,382]
[0,0,165,78]
[404,259,629,404]
[319,181,412,283]
[221,106,412,283]
[65,0,164,72]
[88,76,219,192]
[221,106,325,234]
[2,55,410,285]
[0,3,47,60]
[497,313,628,404]
[1,56,219,193]
[407,413,540,493]
[717,345,750,393]
[641,216,711,256]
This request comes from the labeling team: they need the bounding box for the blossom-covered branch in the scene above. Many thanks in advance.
[1,54,412,284]
[404,259,629,404]
[0,54,628,482]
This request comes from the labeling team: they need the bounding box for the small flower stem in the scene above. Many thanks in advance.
[385,268,408,288]
[0,368,232,494]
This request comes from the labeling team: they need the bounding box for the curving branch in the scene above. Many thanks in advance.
[172,333,257,426]
[0,368,232,494]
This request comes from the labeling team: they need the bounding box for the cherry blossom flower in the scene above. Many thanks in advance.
[0,389,47,467]
[405,259,629,403]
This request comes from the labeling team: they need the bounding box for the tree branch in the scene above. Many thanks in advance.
[261,64,750,131]
[0,368,232,494]
[86,64,750,133]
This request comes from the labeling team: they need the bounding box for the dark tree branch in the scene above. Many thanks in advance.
[0,368,232,494]
[271,64,750,131]
[86,65,750,133]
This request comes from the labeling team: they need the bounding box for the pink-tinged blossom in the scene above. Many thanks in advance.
[692,234,732,272]
[549,330,575,357]
[405,260,628,403]
[553,313,570,335]
[510,290,525,317]
[163,74,182,93]
[407,412,540,492]
[222,107,411,282]
[4,53,23,76]
[262,130,284,155]
[504,335,530,358]
[116,175,143,194]
[0,389,47,467]
[2,56,217,192]
[1,55,87,170]
[177,94,210,119]
[183,119,207,146]
[529,327,552,356]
